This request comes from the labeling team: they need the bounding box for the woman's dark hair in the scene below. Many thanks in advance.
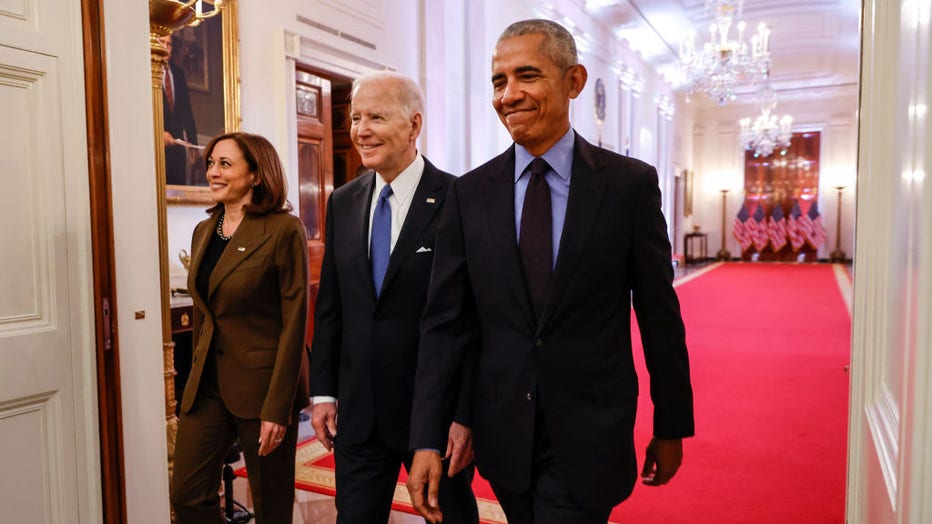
[203,132,292,215]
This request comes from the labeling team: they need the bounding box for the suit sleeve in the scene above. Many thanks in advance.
[175,66,198,144]
[629,166,695,439]
[189,225,205,351]
[411,181,477,450]
[260,216,309,425]
[309,194,342,398]
[451,315,479,427]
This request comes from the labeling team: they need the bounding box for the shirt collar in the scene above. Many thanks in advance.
[374,153,424,207]
[514,127,575,183]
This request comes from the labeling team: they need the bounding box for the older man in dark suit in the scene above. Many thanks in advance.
[309,71,478,523]
[407,19,695,524]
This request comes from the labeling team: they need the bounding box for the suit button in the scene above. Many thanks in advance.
[534,338,542,349]
[526,392,534,401]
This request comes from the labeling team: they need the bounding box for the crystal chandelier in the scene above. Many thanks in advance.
[739,86,793,157]
[679,0,772,104]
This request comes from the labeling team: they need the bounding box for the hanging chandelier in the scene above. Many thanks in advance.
[679,0,772,104]
[739,86,793,157]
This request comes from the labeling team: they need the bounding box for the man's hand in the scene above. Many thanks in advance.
[163,131,176,147]
[641,437,683,486]
[311,402,337,451]
[257,420,286,457]
[406,450,444,523]
[445,422,474,477]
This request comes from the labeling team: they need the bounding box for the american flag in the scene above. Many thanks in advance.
[801,200,828,249]
[768,204,788,252]
[749,203,770,252]
[732,203,752,253]
[787,200,806,251]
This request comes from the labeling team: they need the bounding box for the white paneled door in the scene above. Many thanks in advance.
[0,1,99,523]
[848,0,932,523]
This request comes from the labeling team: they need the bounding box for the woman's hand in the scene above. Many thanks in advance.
[257,420,287,456]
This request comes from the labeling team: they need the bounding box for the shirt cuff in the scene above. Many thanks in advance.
[312,396,337,405]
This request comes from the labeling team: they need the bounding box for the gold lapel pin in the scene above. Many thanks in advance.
[237,247,246,252]
[426,197,436,204]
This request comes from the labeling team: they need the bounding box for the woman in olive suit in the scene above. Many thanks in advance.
[170,132,309,523]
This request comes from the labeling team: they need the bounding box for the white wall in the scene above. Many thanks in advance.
[102,0,172,522]
[690,92,859,259]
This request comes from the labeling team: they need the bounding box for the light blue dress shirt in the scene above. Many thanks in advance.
[514,127,574,268]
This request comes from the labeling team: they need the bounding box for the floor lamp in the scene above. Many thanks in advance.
[829,184,847,262]
[716,189,732,261]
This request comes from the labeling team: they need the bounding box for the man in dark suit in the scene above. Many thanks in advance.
[160,34,198,185]
[407,19,695,524]
[309,71,478,523]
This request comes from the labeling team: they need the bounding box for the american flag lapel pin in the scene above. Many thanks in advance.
[426,197,436,204]
[237,247,246,252]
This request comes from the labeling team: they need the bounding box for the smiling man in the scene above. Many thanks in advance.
[406,19,695,524]
[309,71,478,523]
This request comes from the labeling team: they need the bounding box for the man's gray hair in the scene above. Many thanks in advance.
[497,19,579,70]
[352,71,425,119]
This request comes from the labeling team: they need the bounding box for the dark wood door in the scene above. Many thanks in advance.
[295,68,333,341]
[331,83,364,187]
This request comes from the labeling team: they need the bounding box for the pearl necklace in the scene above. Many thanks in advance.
[216,212,233,240]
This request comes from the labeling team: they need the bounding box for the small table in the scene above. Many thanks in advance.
[684,232,708,265]
[170,296,194,414]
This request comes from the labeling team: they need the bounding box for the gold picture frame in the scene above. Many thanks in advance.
[165,0,240,205]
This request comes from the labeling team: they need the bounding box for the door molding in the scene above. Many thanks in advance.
[81,0,126,521]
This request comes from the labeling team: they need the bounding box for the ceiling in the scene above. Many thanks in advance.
[585,0,862,105]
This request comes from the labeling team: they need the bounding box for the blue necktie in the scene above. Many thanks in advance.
[371,184,393,297]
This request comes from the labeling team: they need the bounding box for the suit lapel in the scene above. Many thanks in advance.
[187,214,217,314]
[349,172,377,298]
[379,160,446,297]
[208,214,272,299]
[481,147,536,330]
[537,134,606,333]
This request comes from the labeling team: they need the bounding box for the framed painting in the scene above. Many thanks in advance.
[164,0,240,205]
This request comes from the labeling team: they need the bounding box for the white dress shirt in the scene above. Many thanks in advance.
[313,154,425,407]
[368,154,424,255]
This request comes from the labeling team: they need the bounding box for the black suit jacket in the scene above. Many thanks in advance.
[410,133,694,511]
[310,158,471,453]
[163,62,198,185]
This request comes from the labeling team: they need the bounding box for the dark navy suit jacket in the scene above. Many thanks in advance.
[410,133,694,511]
[310,158,472,453]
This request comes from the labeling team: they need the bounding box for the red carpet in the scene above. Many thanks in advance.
[239,263,850,523]
[613,263,850,523]
[238,438,512,523]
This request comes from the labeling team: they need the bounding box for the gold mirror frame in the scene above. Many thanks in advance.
[165,0,240,205]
